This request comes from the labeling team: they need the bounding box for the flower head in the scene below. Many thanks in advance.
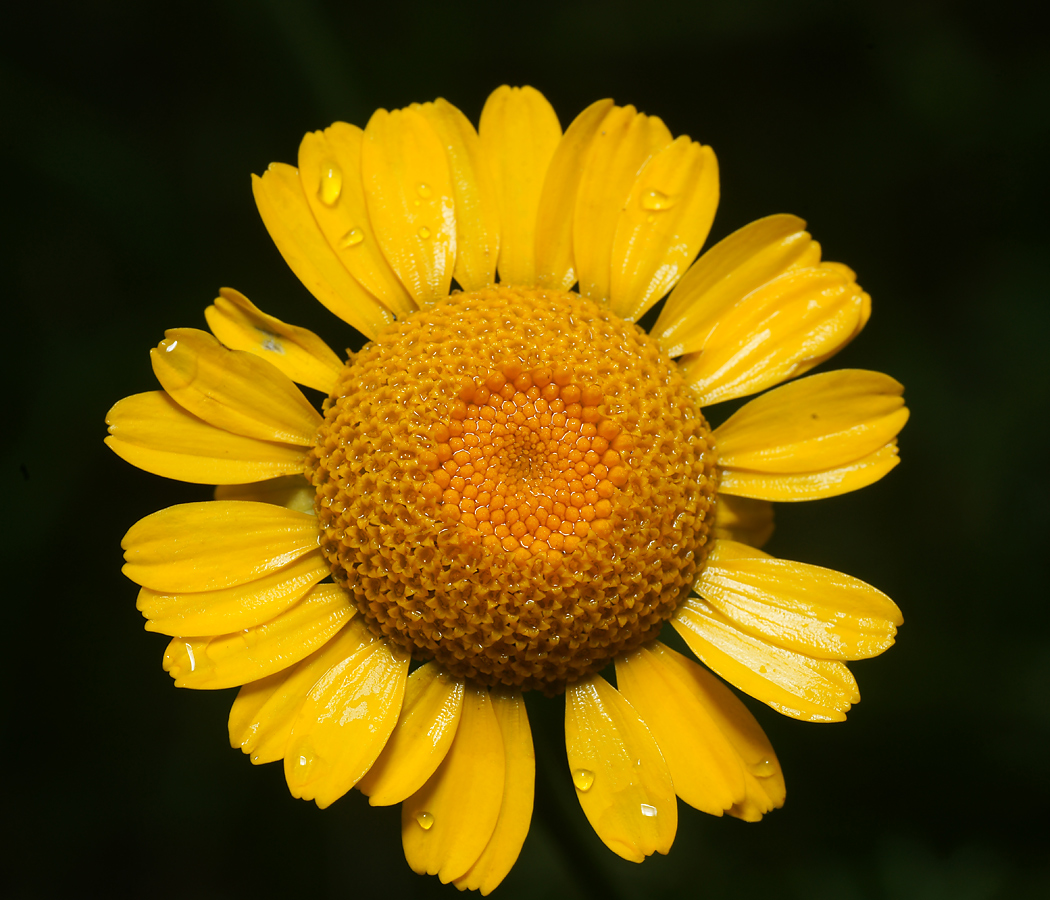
[107,85,907,892]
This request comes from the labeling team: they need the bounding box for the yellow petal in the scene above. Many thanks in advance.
[697,539,902,660]
[453,689,535,896]
[533,98,615,291]
[676,264,868,406]
[712,494,774,548]
[652,214,812,356]
[609,137,719,321]
[361,106,455,305]
[297,125,416,318]
[163,584,354,689]
[402,684,505,883]
[673,599,859,722]
[214,474,316,514]
[479,85,562,286]
[150,328,321,445]
[564,674,677,862]
[415,98,500,291]
[358,662,464,806]
[139,548,329,636]
[204,287,344,393]
[252,163,395,337]
[284,618,410,808]
[574,105,673,303]
[122,500,319,592]
[715,369,909,476]
[228,625,366,764]
[719,442,901,501]
[105,391,306,485]
[654,643,785,822]
[616,643,745,816]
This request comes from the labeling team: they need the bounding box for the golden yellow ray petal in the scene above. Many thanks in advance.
[163,584,354,689]
[719,442,901,501]
[228,625,367,765]
[616,643,745,815]
[715,369,909,474]
[479,85,562,286]
[361,106,455,305]
[697,539,902,660]
[712,494,775,548]
[415,98,500,291]
[652,214,812,356]
[297,125,417,318]
[139,548,329,636]
[452,689,535,896]
[609,137,719,321]
[150,328,321,445]
[655,643,785,821]
[358,662,464,806]
[564,674,677,862]
[252,163,395,337]
[574,106,673,303]
[676,265,868,406]
[284,618,410,808]
[402,684,505,883]
[673,599,858,722]
[204,287,344,393]
[105,391,306,485]
[214,474,316,514]
[122,500,319,592]
[533,98,615,291]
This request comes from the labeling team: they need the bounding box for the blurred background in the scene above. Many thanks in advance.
[2,0,1048,897]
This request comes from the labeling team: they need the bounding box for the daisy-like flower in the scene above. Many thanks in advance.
[107,86,907,893]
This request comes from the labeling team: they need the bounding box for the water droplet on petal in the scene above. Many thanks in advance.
[418,226,431,239]
[288,744,317,785]
[318,161,343,206]
[164,340,178,353]
[417,183,432,198]
[749,757,776,777]
[640,803,658,817]
[572,768,595,792]
[340,227,364,248]
[415,811,434,830]
[641,189,675,211]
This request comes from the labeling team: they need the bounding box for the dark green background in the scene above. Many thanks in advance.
[3,1,1047,897]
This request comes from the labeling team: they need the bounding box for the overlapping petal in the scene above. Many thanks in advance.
[105,391,306,485]
[204,287,344,393]
[402,684,506,883]
[564,674,676,862]
[714,369,908,500]
[138,549,328,636]
[358,662,464,806]
[150,328,321,445]
[122,501,319,592]
[479,85,562,286]
[362,106,456,305]
[213,474,316,514]
[253,162,396,337]
[162,584,354,689]
[284,617,410,808]
[712,494,775,548]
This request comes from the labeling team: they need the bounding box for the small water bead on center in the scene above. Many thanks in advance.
[572,768,595,792]
[318,161,343,206]
[749,758,776,777]
[340,227,364,248]
[415,811,435,830]
[641,189,675,211]
[418,360,634,565]
[639,803,658,817]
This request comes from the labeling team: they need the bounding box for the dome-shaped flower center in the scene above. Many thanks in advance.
[307,286,717,691]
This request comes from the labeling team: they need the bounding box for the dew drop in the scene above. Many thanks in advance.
[572,768,595,792]
[417,183,432,198]
[164,339,178,352]
[641,189,675,211]
[418,226,431,239]
[318,161,343,206]
[340,227,365,248]
[640,803,658,817]
[288,744,317,785]
[415,810,435,830]
[749,757,776,777]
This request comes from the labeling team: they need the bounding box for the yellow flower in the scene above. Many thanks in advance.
[106,86,907,893]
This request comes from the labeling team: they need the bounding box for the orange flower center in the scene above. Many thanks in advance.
[307,286,717,691]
